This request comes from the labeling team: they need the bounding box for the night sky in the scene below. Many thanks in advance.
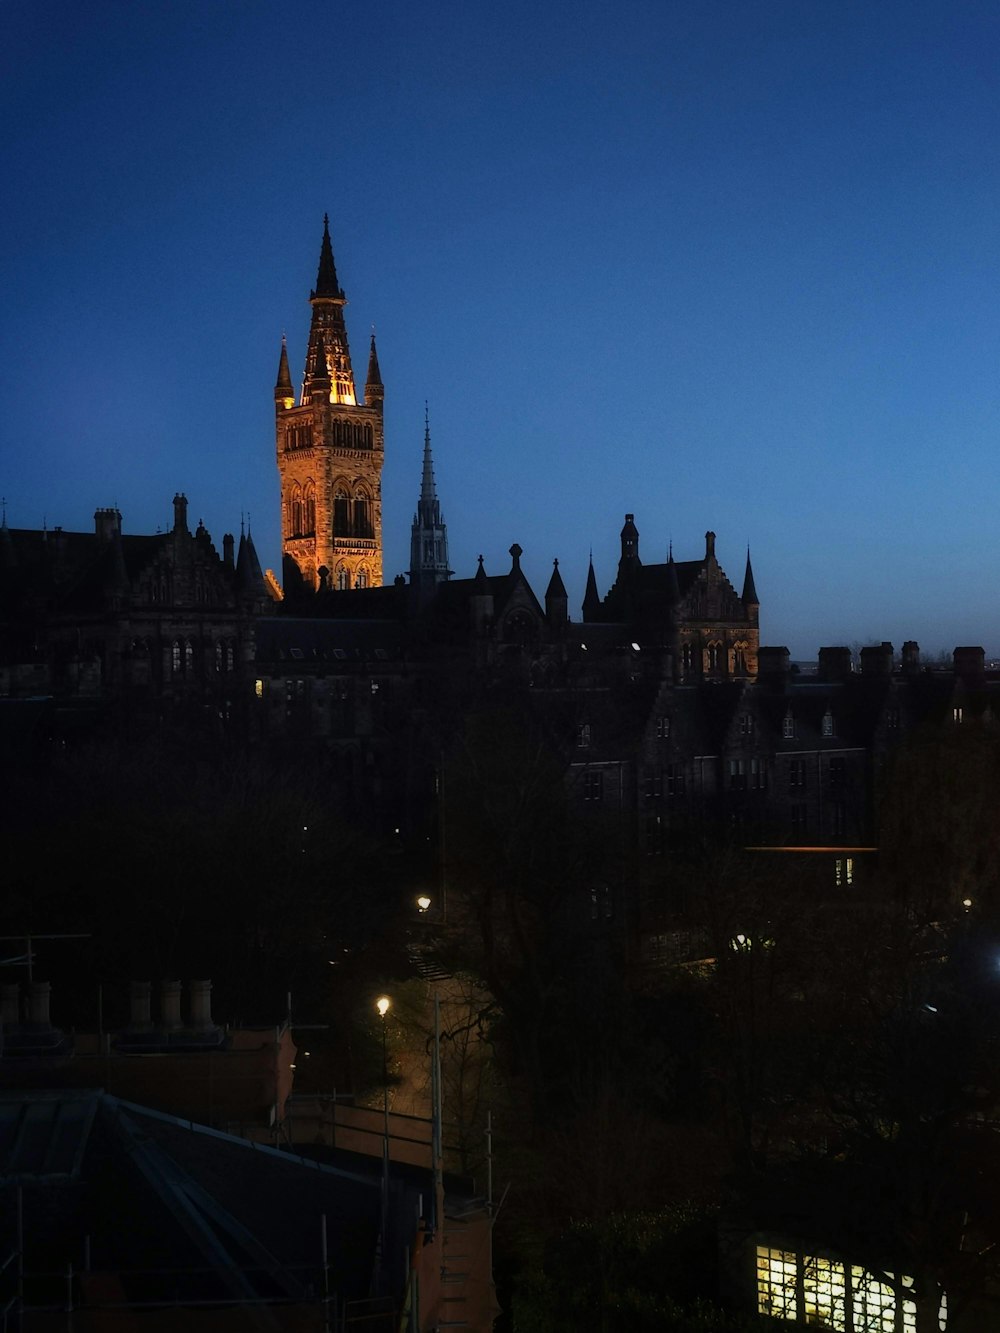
[3,1,999,657]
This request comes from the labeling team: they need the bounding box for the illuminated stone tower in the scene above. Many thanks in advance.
[275,216,384,591]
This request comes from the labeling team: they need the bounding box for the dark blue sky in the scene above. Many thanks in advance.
[3,1,999,656]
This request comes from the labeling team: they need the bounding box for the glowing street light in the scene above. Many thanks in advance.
[376,994,391,1018]
[416,894,432,914]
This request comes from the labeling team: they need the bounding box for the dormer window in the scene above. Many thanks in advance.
[822,709,835,738]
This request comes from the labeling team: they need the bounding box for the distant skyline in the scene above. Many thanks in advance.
[3,1,999,657]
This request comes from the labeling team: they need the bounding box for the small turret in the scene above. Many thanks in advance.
[620,514,640,572]
[172,493,189,534]
[471,555,494,632]
[275,336,294,411]
[545,558,568,625]
[365,332,384,414]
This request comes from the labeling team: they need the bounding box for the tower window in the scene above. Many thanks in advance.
[333,490,350,537]
[354,497,372,539]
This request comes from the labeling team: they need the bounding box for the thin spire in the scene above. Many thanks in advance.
[583,554,601,619]
[420,401,436,504]
[742,547,759,604]
[275,335,293,393]
[366,331,382,388]
[313,213,343,299]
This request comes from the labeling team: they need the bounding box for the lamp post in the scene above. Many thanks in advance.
[375,994,391,1285]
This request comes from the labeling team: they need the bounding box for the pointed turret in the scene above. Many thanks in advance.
[582,555,601,621]
[741,548,759,606]
[313,213,343,299]
[236,526,267,604]
[545,558,568,626]
[408,404,451,607]
[365,332,384,414]
[274,336,294,411]
[471,555,494,633]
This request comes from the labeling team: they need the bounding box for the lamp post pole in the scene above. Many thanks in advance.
[375,995,391,1287]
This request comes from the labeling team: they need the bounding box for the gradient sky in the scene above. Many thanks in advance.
[2,1,999,657]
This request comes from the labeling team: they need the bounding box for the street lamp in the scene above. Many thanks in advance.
[375,994,391,1282]
[416,894,432,914]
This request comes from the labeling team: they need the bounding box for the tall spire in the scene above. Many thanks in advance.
[408,404,451,604]
[742,547,759,605]
[420,402,436,506]
[303,213,355,405]
[313,213,343,299]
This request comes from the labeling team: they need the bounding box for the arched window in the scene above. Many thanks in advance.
[356,568,369,589]
[364,424,373,449]
[333,487,350,537]
[335,564,350,591]
[354,493,371,539]
[215,641,223,673]
[184,640,194,673]
[289,483,303,537]
[707,642,723,672]
[226,640,234,671]
[303,481,316,536]
[171,641,181,674]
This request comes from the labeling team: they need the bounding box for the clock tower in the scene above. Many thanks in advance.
[275,216,384,591]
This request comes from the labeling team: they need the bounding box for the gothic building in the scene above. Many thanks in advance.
[275,215,385,594]
[583,516,760,680]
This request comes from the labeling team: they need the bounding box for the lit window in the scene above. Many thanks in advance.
[953,706,963,724]
[835,857,854,886]
[254,679,264,699]
[756,1247,919,1331]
